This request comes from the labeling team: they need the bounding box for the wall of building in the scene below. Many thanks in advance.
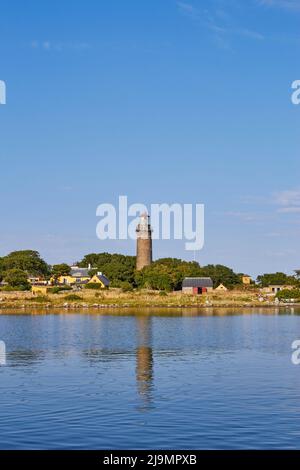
[182,286,213,294]
[136,237,152,271]
[136,215,153,271]
[182,287,194,294]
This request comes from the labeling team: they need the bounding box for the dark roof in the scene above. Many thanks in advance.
[70,267,90,278]
[94,274,110,287]
[182,277,213,288]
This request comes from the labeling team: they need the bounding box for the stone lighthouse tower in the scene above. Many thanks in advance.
[136,213,153,271]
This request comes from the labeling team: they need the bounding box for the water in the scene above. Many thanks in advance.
[1,308,300,450]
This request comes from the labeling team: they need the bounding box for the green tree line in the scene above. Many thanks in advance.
[0,250,299,291]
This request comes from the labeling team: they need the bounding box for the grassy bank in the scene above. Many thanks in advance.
[0,288,288,311]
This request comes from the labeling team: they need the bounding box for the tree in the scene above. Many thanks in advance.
[1,250,50,277]
[78,253,136,286]
[51,264,71,282]
[199,264,242,289]
[4,268,30,289]
[257,272,298,288]
[135,258,202,291]
[0,257,4,282]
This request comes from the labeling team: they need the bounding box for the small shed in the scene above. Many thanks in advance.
[216,283,228,292]
[182,277,213,295]
[32,285,49,295]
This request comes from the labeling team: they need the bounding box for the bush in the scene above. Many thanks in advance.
[276,289,300,300]
[159,291,168,297]
[48,286,72,294]
[31,295,49,303]
[50,287,60,294]
[1,284,31,292]
[0,285,21,292]
[84,283,104,290]
[120,281,134,293]
[94,292,103,298]
[64,294,82,301]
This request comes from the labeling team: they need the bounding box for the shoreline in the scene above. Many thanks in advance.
[0,289,299,313]
[0,303,299,315]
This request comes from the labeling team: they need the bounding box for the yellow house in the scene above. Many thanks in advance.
[88,272,110,288]
[54,267,91,286]
[242,275,252,285]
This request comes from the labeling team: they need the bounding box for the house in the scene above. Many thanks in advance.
[28,276,49,286]
[182,277,213,295]
[242,275,251,286]
[262,285,294,295]
[88,272,110,288]
[216,283,228,292]
[56,267,91,286]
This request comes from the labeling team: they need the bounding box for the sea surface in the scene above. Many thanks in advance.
[0,308,300,450]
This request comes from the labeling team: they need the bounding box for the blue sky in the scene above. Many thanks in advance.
[0,0,299,277]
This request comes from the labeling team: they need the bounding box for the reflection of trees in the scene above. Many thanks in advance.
[136,316,153,407]
[8,349,45,367]
[82,349,129,363]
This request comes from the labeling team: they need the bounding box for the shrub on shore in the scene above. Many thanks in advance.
[84,283,104,290]
[276,289,300,301]
[0,285,30,292]
[48,286,72,294]
[28,295,49,303]
[120,281,134,293]
[64,294,82,301]
[159,291,168,297]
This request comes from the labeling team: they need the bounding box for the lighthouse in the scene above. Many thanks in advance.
[136,213,153,271]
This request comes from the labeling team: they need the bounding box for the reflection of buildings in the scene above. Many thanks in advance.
[136,316,153,406]
[80,315,154,407]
